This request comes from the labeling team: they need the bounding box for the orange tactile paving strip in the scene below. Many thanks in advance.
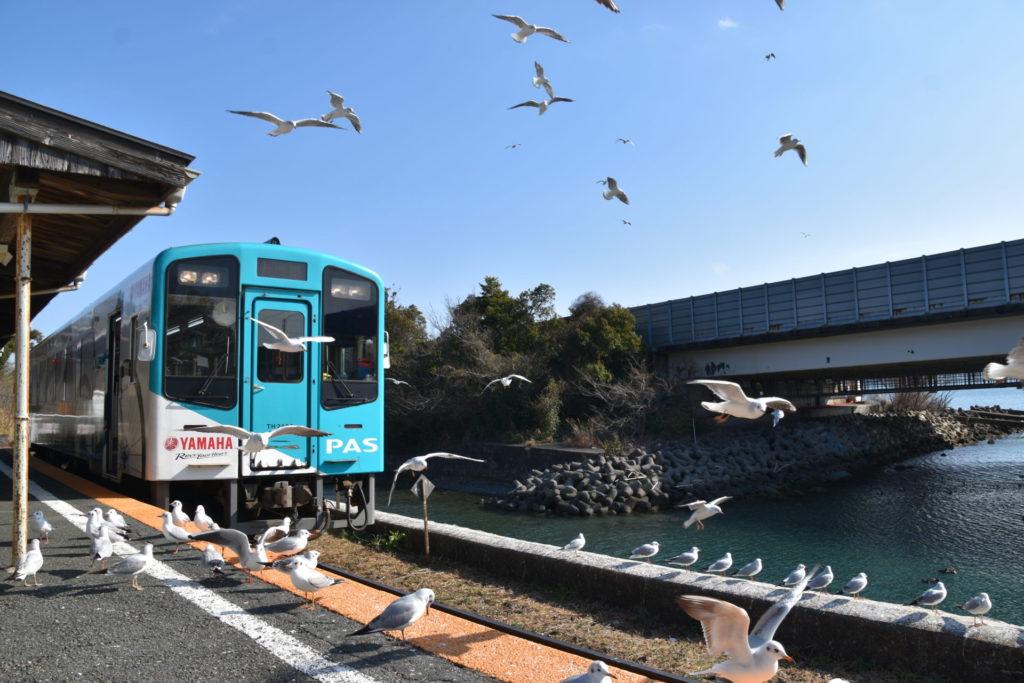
[30,458,659,683]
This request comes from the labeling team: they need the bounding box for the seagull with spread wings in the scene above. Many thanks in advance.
[183,423,330,455]
[677,496,732,530]
[509,97,574,116]
[321,91,362,132]
[482,374,533,393]
[387,452,486,506]
[248,316,334,353]
[689,379,796,427]
[775,0,785,10]
[190,527,270,582]
[493,15,569,44]
[532,62,555,99]
[984,337,1024,380]
[774,134,807,166]
[385,377,415,388]
[227,110,344,136]
[595,0,620,12]
[676,566,819,682]
[600,177,629,204]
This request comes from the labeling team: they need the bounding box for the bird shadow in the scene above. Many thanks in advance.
[653,570,682,581]
[410,629,501,656]
[940,617,967,637]
[52,568,93,581]
[894,611,928,625]
[766,587,789,598]
[1016,629,1024,648]
[245,602,303,616]
[819,598,848,610]
[693,575,713,583]
[611,561,641,570]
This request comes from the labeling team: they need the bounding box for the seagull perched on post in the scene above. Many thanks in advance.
[774,134,807,166]
[348,588,435,639]
[958,593,992,626]
[689,379,796,427]
[248,316,334,353]
[182,423,330,455]
[482,374,533,393]
[983,338,1024,380]
[532,62,555,99]
[676,567,817,683]
[509,97,574,116]
[227,110,344,136]
[321,91,362,132]
[600,177,629,204]
[677,496,732,530]
[493,15,569,44]
[387,452,486,506]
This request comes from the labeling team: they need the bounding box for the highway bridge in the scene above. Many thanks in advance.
[630,239,1024,403]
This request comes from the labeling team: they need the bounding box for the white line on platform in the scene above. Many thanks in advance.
[0,462,377,683]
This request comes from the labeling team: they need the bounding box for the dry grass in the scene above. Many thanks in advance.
[316,532,925,683]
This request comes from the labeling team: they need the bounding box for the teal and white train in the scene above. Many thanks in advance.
[30,242,386,531]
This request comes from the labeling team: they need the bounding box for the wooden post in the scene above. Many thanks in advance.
[10,209,32,569]
[421,487,430,562]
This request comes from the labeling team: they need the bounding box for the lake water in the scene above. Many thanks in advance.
[384,386,1024,625]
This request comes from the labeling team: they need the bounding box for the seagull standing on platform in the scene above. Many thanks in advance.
[193,505,215,532]
[160,511,193,553]
[248,316,335,353]
[11,538,44,586]
[87,508,128,544]
[106,543,154,591]
[560,660,616,683]
[387,452,486,506]
[201,544,228,575]
[227,110,344,136]
[90,526,114,571]
[493,15,570,44]
[774,134,807,166]
[321,91,362,132]
[190,528,269,582]
[30,510,53,543]
[288,564,342,609]
[266,549,320,572]
[348,588,435,639]
[676,567,818,683]
[667,546,700,568]
[958,593,992,626]
[908,581,947,609]
[104,508,129,531]
[183,423,331,455]
[689,380,796,427]
[629,541,660,562]
[170,500,190,528]
[265,529,311,557]
[678,496,732,531]
[983,338,1024,380]
[562,533,586,551]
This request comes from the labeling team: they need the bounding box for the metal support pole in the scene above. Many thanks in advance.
[421,491,431,562]
[10,211,32,569]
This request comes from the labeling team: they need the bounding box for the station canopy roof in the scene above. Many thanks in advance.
[0,90,199,341]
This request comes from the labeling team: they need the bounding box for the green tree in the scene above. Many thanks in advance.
[0,329,43,368]
[384,288,428,362]
[559,293,642,382]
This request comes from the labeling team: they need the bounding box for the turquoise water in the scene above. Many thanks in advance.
[383,399,1024,625]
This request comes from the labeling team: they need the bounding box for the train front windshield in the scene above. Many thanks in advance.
[321,267,379,408]
[163,256,240,408]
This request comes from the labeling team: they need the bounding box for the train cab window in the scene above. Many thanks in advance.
[256,310,304,383]
[163,256,239,408]
[321,267,379,409]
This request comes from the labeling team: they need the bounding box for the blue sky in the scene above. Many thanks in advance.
[7,1,1024,335]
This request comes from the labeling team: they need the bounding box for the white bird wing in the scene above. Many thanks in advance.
[795,144,808,166]
[187,424,252,439]
[228,110,285,125]
[268,425,331,439]
[509,101,543,110]
[543,82,554,100]
[596,0,620,12]
[779,133,793,144]
[190,528,252,560]
[763,398,797,412]
[750,565,816,645]
[423,452,486,463]
[689,379,748,403]
[535,26,569,42]
[343,111,362,133]
[295,118,343,129]
[606,177,619,192]
[297,567,337,590]
[776,0,785,11]
[676,596,753,663]
[679,499,708,510]
[534,61,545,78]
[327,90,345,109]
[708,496,732,507]
[507,374,532,383]
[260,526,287,546]
[1006,337,1024,364]
[387,460,417,506]
[493,14,529,29]
[249,316,291,342]
[295,336,335,344]
[16,550,43,576]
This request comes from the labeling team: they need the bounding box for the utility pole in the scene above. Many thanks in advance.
[9,175,37,570]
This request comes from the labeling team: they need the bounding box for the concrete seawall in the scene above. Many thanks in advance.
[373,511,1024,682]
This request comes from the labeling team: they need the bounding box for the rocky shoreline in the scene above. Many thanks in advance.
[490,408,1019,516]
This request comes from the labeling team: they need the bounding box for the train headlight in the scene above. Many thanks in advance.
[200,271,220,285]
[330,277,371,300]
[178,270,198,285]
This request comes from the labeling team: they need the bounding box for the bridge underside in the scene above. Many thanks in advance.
[656,313,1024,404]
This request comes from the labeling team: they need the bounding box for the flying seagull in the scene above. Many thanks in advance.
[775,0,785,10]
[774,134,807,166]
[561,533,586,551]
[11,538,44,586]
[387,452,486,506]
[601,177,629,204]
[190,528,270,582]
[505,143,522,150]
[482,374,533,392]
[616,138,634,145]
[248,316,334,353]
[349,588,435,640]
[677,496,732,530]
[676,568,818,683]
[493,15,569,44]
[622,219,632,227]
[322,91,362,133]
[561,660,616,683]
[765,53,776,61]
[183,423,330,454]
[984,337,1024,380]
[958,593,992,626]
[509,97,574,116]
[689,379,796,426]
[385,378,414,388]
[227,110,344,136]
[595,0,620,13]
[532,62,555,99]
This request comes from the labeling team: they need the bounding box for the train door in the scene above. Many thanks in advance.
[243,290,317,474]
[103,312,121,478]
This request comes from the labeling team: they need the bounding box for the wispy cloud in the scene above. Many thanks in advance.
[712,262,731,276]
[718,17,738,30]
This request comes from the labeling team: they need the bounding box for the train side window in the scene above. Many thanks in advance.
[255,310,304,383]
[321,267,379,409]
[128,315,138,384]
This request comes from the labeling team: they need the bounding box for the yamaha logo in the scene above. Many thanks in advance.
[164,437,179,450]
